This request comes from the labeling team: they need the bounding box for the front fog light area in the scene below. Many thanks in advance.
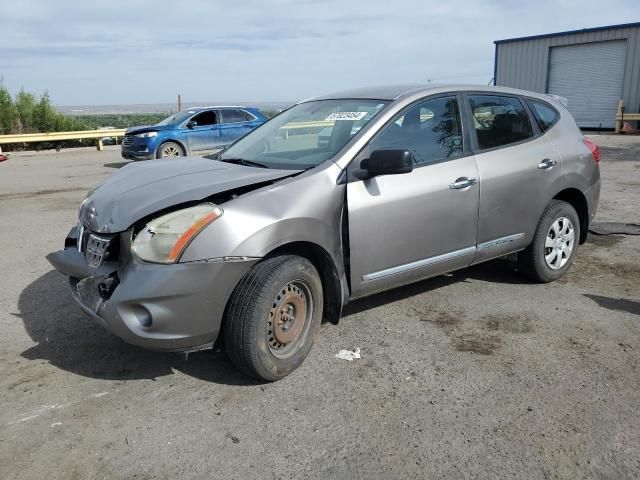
[131,203,223,264]
[131,305,153,328]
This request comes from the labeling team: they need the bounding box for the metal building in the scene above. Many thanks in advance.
[494,22,640,129]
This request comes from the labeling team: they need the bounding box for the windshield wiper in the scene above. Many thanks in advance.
[218,158,270,169]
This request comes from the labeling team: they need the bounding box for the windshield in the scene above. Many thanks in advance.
[156,110,197,126]
[218,99,389,169]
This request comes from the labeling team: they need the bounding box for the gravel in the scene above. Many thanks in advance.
[0,136,639,479]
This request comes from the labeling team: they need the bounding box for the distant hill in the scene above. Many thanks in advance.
[56,102,293,116]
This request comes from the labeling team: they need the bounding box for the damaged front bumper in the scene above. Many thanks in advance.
[46,245,258,352]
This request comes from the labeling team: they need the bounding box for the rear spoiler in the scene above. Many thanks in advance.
[546,94,568,107]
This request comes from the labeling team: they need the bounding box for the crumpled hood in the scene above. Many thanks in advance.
[80,157,301,233]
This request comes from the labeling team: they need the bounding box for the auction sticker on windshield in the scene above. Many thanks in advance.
[325,112,368,121]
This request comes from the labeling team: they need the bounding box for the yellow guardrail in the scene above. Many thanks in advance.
[0,129,127,153]
[279,121,334,140]
[281,120,335,130]
[615,99,640,133]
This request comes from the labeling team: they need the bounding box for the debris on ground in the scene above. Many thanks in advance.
[335,348,361,361]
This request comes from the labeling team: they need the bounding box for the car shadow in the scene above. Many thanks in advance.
[17,270,264,386]
[18,261,529,384]
[342,259,530,317]
[583,294,640,316]
[103,162,129,169]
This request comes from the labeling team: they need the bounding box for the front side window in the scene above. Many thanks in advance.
[219,99,389,170]
[370,95,463,165]
[221,109,247,123]
[527,99,559,132]
[468,95,533,150]
[191,110,217,126]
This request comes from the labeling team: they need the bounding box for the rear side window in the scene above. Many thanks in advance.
[221,109,248,123]
[527,99,560,132]
[468,95,533,150]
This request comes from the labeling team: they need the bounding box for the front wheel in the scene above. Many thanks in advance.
[518,200,580,283]
[156,141,184,158]
[224,255,323,381]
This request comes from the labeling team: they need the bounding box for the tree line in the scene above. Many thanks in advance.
[0,85,87,135]
[0,83,279,140]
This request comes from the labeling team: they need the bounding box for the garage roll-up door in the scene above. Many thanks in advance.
[547,40,627,129]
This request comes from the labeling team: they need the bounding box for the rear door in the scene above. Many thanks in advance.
[185,109,222,151]
[347,94,480,298]
[219,109,255,146]
[464,94,562,263]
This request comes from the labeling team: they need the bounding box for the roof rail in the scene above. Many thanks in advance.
[205,105,245,109]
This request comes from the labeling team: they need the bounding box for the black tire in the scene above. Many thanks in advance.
[156,141,184,158]
[224,255,323,381]
[518,200,580,283]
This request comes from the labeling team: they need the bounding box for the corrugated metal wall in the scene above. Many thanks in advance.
[495,25,640,115]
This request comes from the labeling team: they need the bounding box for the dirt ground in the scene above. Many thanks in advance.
[0,135,639,479]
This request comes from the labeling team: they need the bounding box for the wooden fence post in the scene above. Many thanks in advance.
[615,99,624,134]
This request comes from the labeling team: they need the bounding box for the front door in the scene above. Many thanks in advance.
[464,94,563,263]
[185,109,221,152]
[347,95,480,298]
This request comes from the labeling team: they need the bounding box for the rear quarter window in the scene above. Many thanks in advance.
[527,99,560,132]
[240,110,257,121]
[221,109,248,123]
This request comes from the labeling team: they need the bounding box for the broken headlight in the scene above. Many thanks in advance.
[131,203,223,264]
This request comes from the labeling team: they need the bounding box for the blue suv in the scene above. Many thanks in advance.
[121,106,267,160]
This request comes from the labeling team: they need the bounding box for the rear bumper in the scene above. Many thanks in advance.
[47,247,257,351]
[584,178,601,225]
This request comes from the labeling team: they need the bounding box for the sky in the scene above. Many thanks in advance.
[0,0,638,106]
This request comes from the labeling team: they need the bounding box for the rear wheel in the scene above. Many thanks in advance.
[156,142,184,158]
[518,200,580,282]
[224,255,323,381]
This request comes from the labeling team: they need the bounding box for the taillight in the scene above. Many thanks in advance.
[583,137,600,164]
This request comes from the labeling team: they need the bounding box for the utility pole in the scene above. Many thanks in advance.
[178,94,182,112]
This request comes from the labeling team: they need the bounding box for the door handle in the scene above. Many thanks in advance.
[538,159,557,170]
[449,177,477,190]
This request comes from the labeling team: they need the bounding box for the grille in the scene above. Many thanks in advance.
[76,223,114,269]
[84,234,111,268]
[122,135,135,147]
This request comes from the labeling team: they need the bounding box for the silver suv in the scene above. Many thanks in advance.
[48,85,601,380]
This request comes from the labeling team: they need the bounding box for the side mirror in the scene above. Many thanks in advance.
[361,149,413,178]
[186,120,198,129]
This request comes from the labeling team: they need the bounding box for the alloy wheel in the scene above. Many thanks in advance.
[161,146,181,157]
[544,217,575,270]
